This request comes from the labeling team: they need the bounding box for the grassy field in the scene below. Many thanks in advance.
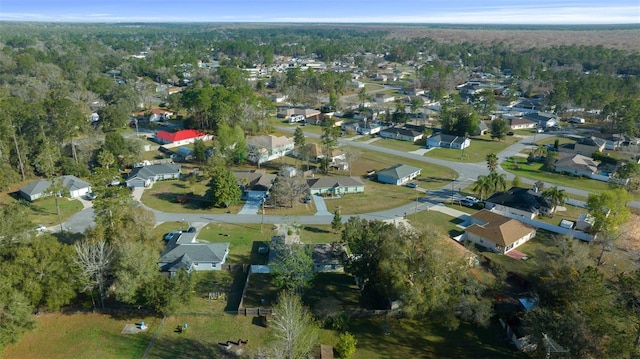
[425,135,520,163]
[406,210,467,238]
[1,312,158,359]
[502,157,612,193]
[140,179,245,214]
[0,186,84,227]
[348,317,526,359]
[371,138,424,152]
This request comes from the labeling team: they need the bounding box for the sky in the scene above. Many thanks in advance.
[0,0,639,24]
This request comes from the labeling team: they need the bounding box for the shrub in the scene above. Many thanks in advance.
[335,331,357,359]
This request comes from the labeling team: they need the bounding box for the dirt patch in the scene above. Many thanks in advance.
[620,214,640,252]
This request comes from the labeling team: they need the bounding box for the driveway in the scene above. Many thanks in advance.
[312,194,331,216]
[238,191,265,215]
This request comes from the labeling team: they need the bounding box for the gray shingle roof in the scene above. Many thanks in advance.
[128,164,181,181]
[307,176,364,190]
[377,164,421,180]
[19,179,52,196]
[159,238,229,273]
[60,175,91,192]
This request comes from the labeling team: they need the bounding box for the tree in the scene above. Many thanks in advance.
[486,153,498,172]
[269,170,309,208]
[271,243,315,293]
[533,180,545,193]
[73,239,113,311]
[293,127,306,149]
[542,186,567,217]
[192,139,206,163]
[331,210,343,234]
[142,269,193,316]
[341,217,394,291]
[335,332,357,359]
[486,171,507,193]
[472,175,492,201]
[0,282,35,350]
[320,125,340,171]
[543,151,559,171]
[511,175,522,188]
[204,166,242,208]
[111,241,161,304]
[490,118,508,141]
[342,147,360,176]
[269,291,319,359]
[587,188,632,266]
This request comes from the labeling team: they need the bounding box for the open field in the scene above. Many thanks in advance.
[371,138,424,152]
[1,312,157,359]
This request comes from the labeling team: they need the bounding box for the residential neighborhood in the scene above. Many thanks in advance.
[1,20,639,359]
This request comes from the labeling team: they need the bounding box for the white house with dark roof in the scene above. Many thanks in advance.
[159,232,229,276]
[126,164,181,188]
[19,175,92,201]
[18,179,53,201]
[307,176,365,196]
[376,164,421,185]
[426,134,470,150]
[522,112,557,129]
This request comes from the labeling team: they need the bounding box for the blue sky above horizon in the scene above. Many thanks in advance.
[1,0,638,24]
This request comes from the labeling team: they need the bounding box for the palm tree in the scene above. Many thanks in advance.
[472,175,492,201]
[486,153,499,172]
[486,171,507,193]
[542,186,567,217]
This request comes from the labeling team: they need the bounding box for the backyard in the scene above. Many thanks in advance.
[0,186,85,227]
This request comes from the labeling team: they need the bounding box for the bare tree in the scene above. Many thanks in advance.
[270,170,309,208]
[269,291,318,359]
[342,147,360,176]
[73,239,113,311]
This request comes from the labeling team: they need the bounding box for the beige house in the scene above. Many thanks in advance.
[465,210,536,254]
[246,135,295,164]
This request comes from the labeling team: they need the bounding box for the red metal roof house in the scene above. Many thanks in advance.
[155,129,212,147]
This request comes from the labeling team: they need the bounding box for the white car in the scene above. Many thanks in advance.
[36,225,47,233]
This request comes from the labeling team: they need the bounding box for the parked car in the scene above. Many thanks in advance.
[164,230,182,241]
[36,224,47,233]
[257,245,269,254]
[507,131,515,136]
[461,199,475,207]
[187,226,196,233]
[405,182,418,188]
[86,192,97,200]
[302,195,311,204]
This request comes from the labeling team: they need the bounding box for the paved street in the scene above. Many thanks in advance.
[58,130,639,233]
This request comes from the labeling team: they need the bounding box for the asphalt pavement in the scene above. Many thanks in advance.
[57,130,639,233]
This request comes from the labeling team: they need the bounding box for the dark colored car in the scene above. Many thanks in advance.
[187,226,196,233]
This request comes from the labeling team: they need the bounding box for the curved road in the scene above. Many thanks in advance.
[59,129,639,233]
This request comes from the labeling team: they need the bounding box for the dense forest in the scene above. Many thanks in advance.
[1,23,640,357]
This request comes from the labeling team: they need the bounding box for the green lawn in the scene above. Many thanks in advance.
[406,210,466,238]
[26,196,85,227]
[371,138,423,152]
[303,273,362,313]
[1,312,157,359]
[425,135,520,163]
[502,157,612,193]
[348,317,526,359]
[140,179,244,214]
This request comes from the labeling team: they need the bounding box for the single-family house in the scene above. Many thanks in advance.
[558,136,606,157]
[426,134,471,150]
[277,107,322,122]
[399,87,426,96]
[159,232,229,276]
[522,112,557,129]
[18,179,53,201]
[484,187,553,219]
[154,129,212,147]
[575,214,595,232]
[247,135,295,165]
[373,93,395,103]
[554,153,599,177]
[19,175,92,201]
[176,147,194,161]
[294,143,345,163]
[60,175,92,199]
[379,127,423,142]
[509,118,537,130]
[475,121,489,136]
[307,176,365,196]
[233,170,276,199]
[465,210,536,254]
[376,164,421,185]
[126,164,181,188]
[148,108,174,122]
[311,243,345,273]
